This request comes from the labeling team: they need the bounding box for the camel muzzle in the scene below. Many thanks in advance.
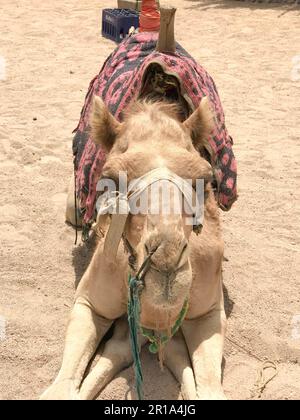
[95,167,204,263]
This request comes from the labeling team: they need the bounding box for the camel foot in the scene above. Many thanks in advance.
[40,379,80,400]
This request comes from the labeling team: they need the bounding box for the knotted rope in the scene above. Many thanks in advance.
[252,360,278,399]
[141,299,188,355]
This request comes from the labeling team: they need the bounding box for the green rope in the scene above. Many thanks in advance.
[127,273,189,400]
[128,274,144,400]
[141,298,189,354]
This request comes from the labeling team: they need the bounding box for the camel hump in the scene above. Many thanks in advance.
[156,5,177,54]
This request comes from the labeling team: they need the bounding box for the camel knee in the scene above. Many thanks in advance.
[104,318,133,366]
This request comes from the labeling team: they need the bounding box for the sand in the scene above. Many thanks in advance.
[0,0,300,400]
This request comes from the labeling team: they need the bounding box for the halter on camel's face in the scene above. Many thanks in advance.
[91,97,214,316]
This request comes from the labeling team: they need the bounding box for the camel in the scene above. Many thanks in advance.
[41,7,228,400]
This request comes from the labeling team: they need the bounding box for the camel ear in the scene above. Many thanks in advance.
[183,97,215,151]
[91,96,121,152]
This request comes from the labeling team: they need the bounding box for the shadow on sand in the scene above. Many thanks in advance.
[184,0,300,14]
[72,233,97,289]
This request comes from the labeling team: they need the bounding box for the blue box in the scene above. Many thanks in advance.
[102,8,139,43]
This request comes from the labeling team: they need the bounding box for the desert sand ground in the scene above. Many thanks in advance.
[0,0,300,400]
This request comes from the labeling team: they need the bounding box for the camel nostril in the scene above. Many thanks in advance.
[144,244,149,255]
[181,241,188,254]
[144,243,159,256]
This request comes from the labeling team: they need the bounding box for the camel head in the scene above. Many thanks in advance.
[91,96,214,329]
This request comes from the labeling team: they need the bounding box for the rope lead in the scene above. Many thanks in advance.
[127,272,189,400]
[128,275,144,400]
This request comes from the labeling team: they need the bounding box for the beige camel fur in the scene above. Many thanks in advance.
[41,6,227,400]
[41,95,227,400]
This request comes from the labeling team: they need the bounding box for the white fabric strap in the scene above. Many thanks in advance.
[97,167,203,262]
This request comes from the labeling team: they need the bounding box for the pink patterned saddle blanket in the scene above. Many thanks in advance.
[73,32,237,228]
